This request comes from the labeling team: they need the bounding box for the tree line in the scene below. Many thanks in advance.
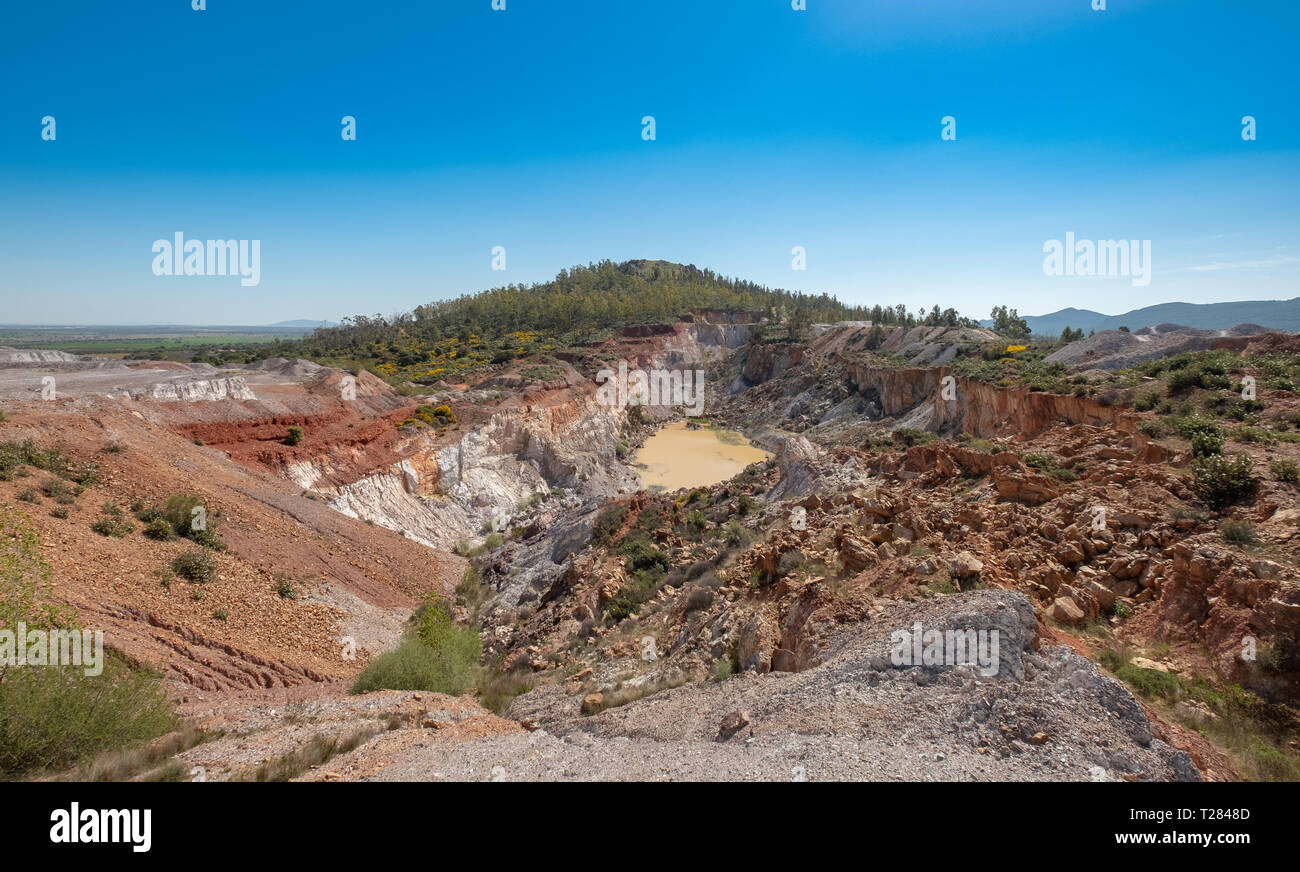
[290,259,985,356]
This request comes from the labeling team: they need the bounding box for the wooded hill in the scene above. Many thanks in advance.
[254,259,977,384]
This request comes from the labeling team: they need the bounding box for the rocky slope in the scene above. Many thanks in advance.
[6,316,1298,781]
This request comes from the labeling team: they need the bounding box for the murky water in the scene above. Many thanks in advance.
[632,420,772,492]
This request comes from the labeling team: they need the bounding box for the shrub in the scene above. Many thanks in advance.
[1270,459,1300,482]
[66,463,100,487]
[0,440,69,478]
[1023,453,1057,472]
[90,514,135,538]
[1132,391,1160,411]
[134,504,162,523]
[413,404,457,427]
[683,586,715,612]
[41,478,74,500]
[160,494,202,535]
[1166,368,1204,393]
[0,507,175,777]
[892,427,937,447]
[477,665,534,715]
[285,425,305,446]
[1190,429,1225,458]
[1023,452,1078,480]
[0,656,178,778]
[1139,419,1168,438]
[171,549,216,583]
[604,567,664,620]
[190,528,227,551]
[142,517,175,541]
[592,501,626,543]
[1234,426,1277,445]
[1221,519,1257,545]
[352,598,481,695]
[1191,453,1257,508]
[273,573,298,599]
[16,488,37,503]
[156,494,224,548]
[622,537,669,574]
[1172,414,1220,437]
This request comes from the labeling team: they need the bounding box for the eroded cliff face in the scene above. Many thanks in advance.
[781,361,1143,441]
[144,376,257,402]
[311,392,638,551]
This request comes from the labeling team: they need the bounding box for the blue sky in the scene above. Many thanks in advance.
[1,0,1297,325]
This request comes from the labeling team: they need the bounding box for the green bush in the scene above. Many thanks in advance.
[1139,419,1169,438]
[1166,367,1204,393]
[0,506,175,778]
[273,573,298,599]
[171,548,216,583]
[0,656,178,778]
[413,404,457,426]
[142,517,175,541]
[1190,429,1225,457]
[0,440,70,479]
[892,427,937,447]
[1270,459,1300,483]
[41,478,75,501]
[622,537,669,574]
[1191,453,1258,508]
[285,425,305,446]
[1023,452,1079,480]
[352,639,470,695]
[161,494,203,534]
[604,569,663,620]
[1132,391,1160,411]
[1234,426,1277,445]
[90,514,135,538]
[152,494,225,548]
[352,597,481,695]
[189,528,226,551]
[1172,415,1222,441]
[1221,519,1257,545]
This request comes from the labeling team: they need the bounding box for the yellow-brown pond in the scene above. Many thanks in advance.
[632,420,772,492]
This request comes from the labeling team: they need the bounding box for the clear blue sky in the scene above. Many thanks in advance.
[1,0,1297,325]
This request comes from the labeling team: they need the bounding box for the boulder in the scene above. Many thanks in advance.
[1049,596,1086,624]
[952,551,984,579]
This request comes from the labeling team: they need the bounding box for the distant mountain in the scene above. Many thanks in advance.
[985,298,1300,337]
[1010,307,1110,336]
[267,319,336,330]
